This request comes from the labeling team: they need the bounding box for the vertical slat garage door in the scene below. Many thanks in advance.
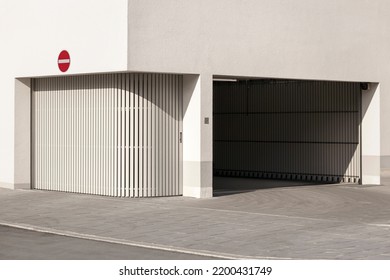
[213,80,361,183]
[32,73,182,197]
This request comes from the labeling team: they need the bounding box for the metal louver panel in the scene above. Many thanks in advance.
[32,73,182,197]
[213,80,361,183]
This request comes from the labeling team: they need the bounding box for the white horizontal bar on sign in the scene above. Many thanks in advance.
[58,59,70,63]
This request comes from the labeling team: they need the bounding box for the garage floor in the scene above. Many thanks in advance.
[1,174,390,259]
[213,176,328,196]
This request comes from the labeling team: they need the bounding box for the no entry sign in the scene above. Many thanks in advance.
[58,50,70,72]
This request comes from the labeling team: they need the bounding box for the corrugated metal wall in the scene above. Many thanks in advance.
[32,73,182,197]
[213,80,361,183]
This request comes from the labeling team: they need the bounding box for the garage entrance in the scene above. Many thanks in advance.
[32,73,182,197]
[213,79,361,190]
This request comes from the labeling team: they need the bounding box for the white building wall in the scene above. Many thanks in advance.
[127,0,390,163]
[128,0,390,80]
[0,0,128,188]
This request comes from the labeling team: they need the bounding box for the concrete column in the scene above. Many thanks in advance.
[361,83,380,185]
[14,78,31,189]
[182,74,213,198]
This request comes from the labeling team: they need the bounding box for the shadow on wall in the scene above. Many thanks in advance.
[33,73,183,121]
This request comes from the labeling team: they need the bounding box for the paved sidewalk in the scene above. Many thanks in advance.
[1,176,390,259]
[0,225,215,260]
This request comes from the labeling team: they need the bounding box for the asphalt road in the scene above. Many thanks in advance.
[0,225,216,260]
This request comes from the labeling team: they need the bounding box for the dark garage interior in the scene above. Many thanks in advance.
[213,78,362,194]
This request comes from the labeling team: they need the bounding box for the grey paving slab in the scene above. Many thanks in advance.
[1,176,390,259]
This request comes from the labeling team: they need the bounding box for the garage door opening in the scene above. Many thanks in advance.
[213,78,361,194]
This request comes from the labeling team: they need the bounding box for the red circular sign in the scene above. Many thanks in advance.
[58,50,70,72]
